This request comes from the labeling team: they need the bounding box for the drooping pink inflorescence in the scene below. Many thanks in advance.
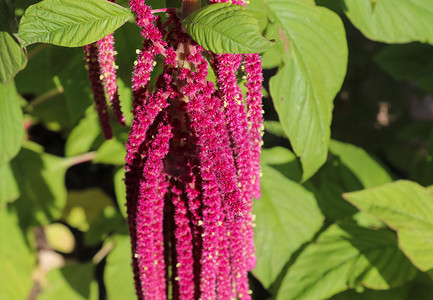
[83,43,113,139]
[123,0,264,299]
[83,0,125,137]
[97,33,125,126]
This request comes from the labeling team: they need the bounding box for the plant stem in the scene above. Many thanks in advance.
[181,0,201,18]
[25,86,64,112]
[64,151,97,167]
[151,8,175,14]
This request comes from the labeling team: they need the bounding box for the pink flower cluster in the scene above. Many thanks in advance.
[84,0,124,139]
[122,0,264,299]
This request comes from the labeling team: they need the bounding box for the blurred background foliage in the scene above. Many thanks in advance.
[3,0,433,299]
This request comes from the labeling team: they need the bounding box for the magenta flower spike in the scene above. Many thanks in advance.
[97,33,125,126]
[83,43,113,140]
[126,110,172,299]
[170,182,195,300]
[244,53,264,199]
[124,2,263,299]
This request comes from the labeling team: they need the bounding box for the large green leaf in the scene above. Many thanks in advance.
[344,0,433,44]
[0,82,24,166]
[276,223,417,300]
[344,180,433,271]
[0,163,19,208]
[50,46,93,122]
[267,0,348,180]
[329,140,392,188]
[19,0,133,47]
[65,108,101,157]
[312,152,385,228]
[94,138,126,165]
[374,43,433,93]
[105,235,136,300]
[0,209,35,300]
[0,0,27,84]
[39,263,98,300]
[261,146,302,182]
[313,140,390,225]
[253,163,323,288]
[10,147,69,228]
[182,3,274,54]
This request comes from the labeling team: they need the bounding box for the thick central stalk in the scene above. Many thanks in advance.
[181,0,201,18]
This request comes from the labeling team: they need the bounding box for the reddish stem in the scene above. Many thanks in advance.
[151,8,175,14]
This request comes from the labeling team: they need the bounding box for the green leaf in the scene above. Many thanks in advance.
[329,140,392,188]
[0,208,35,300]
[253,163,323,288]
[276,223,417,300]
[313,156,364,221]
[0,0,27,84]
[114,168,127,219]
[84,206,126,245]
[0,163,20,208]
[51,47,93,122]
[10,147,69,228]
[344,0,433,44]
[0,82,24,166]
[65,109,101,157]
[261,146,302,182]
[63,188,114,231]
[344,181,433,271]
[261,146,296,165]
[374,43,433,93]
[19,0,133,47]
[105,235,136,300]
[328,286,410,300]
[263,120,287,139]
[15,44,57,96]
[39,263,98,300]
[267,0,348,180]
[182,3,274,54]
[94,138,126,165]
[45,223,76,253]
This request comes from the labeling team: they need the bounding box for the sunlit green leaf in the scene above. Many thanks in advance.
[0,163,19,208]
[0,208,35,300]
[10,147,69,228]
[19,0,133,47]
[0,0,27,84]
[45,223,75,253]
[277,223,417,300]
[114,168,127,219]
[253,163,323,288]
[0,82,24,166]
[344,0,433,44]
[183,3,274,54]
[94,138,126,165]
[65,109,101,157]
[39,263,98,300]
[105,235,136,299]
[329,140,392,188]
[267,0,348,180]
[344,180,433,271]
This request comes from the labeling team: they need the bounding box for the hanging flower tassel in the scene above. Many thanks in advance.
[124,1,263,299]
[83,43,113,139]
[97,33,125,126]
